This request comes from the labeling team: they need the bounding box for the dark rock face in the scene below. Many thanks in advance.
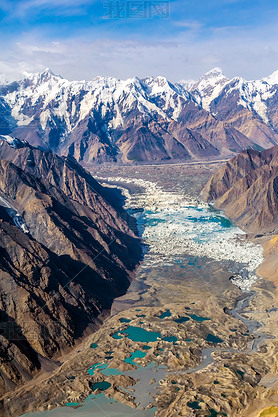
[2,69,278,164]
[201,146,278,233]
[0,138,141,396]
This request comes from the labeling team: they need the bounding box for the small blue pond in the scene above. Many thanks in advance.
[206,334,224,344]
[112,326,161,343]
[120,318,131,323]
[124,350,146,365]
[189,314,210,322]
[91,381,111,392]
[158,310,172,319]
[174,316,190,324]
[187,401,201,410]
[162,336,178,343]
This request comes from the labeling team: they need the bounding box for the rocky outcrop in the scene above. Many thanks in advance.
[0,139,141,396]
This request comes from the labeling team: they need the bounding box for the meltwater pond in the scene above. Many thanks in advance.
[112,326,161,342]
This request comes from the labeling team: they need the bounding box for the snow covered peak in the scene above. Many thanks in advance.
[39,67,59,80]
[203,67,225,78]
[189,67,230,110]
[31,67,58,78]
[193,67,229,89]
[142,76,173,94]
[263,69,278,86]
[20,68,63,88]
[42,67,54,75]
[151,76,168,86]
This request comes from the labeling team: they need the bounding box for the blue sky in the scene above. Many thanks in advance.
[1,0,278,81]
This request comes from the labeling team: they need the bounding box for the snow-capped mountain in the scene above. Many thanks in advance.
[1,68,278,164]
[187,67,230,111]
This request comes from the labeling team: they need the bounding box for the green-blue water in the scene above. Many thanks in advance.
[91,381,111,392]
[88,363,120,377]
[174,316,190,324]
[112,326,161,343]
[187,401,202,410]
[124,350,146,365]
[206,334,224,344]
[162,336,178,343]
[158,310,172,319]
[189,314,210,322]
[142,345,152,350]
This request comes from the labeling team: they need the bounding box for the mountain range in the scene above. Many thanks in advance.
[2,68,278,164]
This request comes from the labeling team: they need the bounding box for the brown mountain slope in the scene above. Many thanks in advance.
[63,115,221,164]
[0,142,141,397]
[201,146,278,233]
[0,138,128,216]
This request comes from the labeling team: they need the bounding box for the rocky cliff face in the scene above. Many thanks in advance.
[201,146,278,234]
[0,137,141,396]
[2,68,278,164]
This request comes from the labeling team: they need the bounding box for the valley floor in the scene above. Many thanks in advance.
[3,162,278,417]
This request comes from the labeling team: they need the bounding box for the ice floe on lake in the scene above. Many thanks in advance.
[97,176,264,292]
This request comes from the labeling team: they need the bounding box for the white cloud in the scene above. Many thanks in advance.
[173,20,203,30]
[1,22,278,83]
